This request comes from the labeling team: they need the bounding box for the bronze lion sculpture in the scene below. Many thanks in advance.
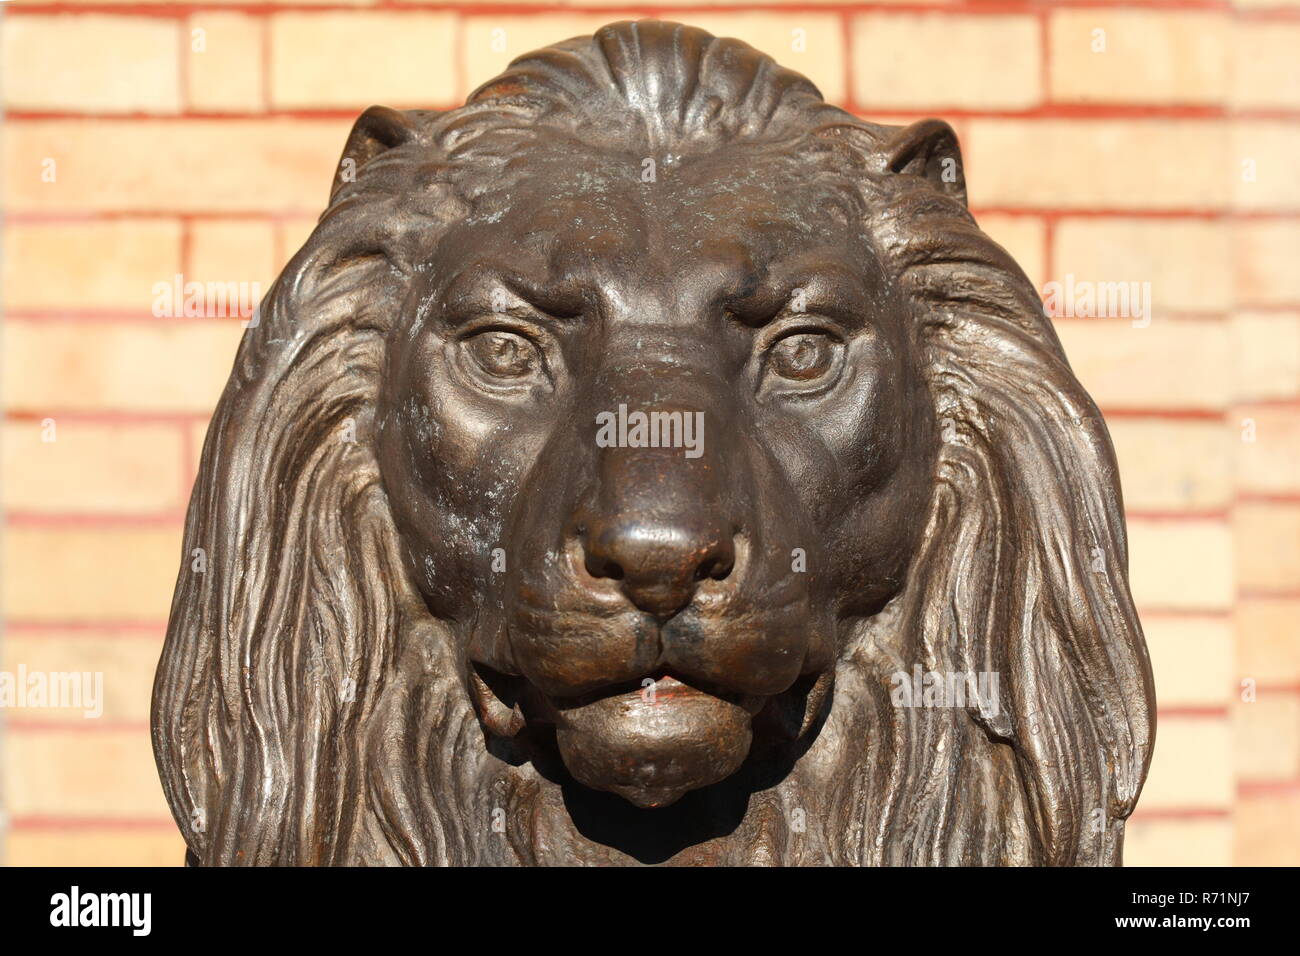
[153,20,1155,865]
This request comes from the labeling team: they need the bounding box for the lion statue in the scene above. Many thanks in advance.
[153,20,1155,866]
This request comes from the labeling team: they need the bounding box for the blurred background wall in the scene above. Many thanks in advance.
[1,0,1296,866]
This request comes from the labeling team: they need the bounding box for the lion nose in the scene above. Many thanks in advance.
[581,519,735,618]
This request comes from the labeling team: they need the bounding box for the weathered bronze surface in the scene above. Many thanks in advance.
[153,20,1155,865]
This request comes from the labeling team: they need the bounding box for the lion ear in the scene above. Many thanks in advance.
[881,118,966,206]
[331,105,418,203]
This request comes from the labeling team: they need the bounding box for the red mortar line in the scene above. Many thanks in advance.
[1125,510,1231,522]
[1239,492,1300,506]
[838,8,853,118]
[4,210,317,224]
[1158,706,1229,719]
[1127,807,1230,821]
[5,109,390,122]
[0,308,1231,324]
[8,207,1277,222]
[13,104,1285,122]
[5,512,185,529]
[974,207,1232,220]
[5,411,210,425]
[1240,588,1300,600]
[451,7,467,106]
[1136,605,1232,616]
[259,10,272,115]
[0,1,1248,16]
[0,507,1234,526]
[0,405,1232,426]
[1139,607,1232,618]
[1093,408,1226,421]
[8,816,175,832]
[1239,780,1300,796]
[4,310,245,324]
[7,720,150,733]
[1256,682,1300,694]
[1229,397,1300,408]
[1035,6,1050,110]
[4,620,169,633]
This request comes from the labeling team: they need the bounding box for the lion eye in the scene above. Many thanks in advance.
[465,330,541,380]
[767,332,837,382]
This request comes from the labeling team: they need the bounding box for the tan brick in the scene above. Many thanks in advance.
[2,422,184,514]
[975,214,1044,290]
[1233,21,1300,110]
[852,14,1038,109]
[1237,599,1300,686]
[1235,693,1300,781]
[1049,11,1227,105]
[4,120,350,214]
[1234,222,1300,307]
[187,13,265,113]
[1,15,181,114]
[189,220,277,295]
[5,729,171,817]
[3,527,181,622]
[1128,519,1233,612]
[3,221,181,312]
[1054,320,1231,411]
[966,120,1227,211]
[1138,715,1233,810]
[7,829,185,867]
[1234,123,1300,211]
[1108,419,1230,512]
[1233,312,1300,402]
[1237,405,1300,495]
[1123,817,1232,866]
[2,322,244,414]
[1142,615,1231,707]
[2,633,163,723]
[270,13,456,109]
[1234,502,1300,594]
[1235,793,1300,866]
[1052,219,1231,316]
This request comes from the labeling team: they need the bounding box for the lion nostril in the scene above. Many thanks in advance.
[695,541,735,582]
[585,553,625,582]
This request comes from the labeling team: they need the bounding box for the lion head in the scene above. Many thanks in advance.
[152,20,1155,866]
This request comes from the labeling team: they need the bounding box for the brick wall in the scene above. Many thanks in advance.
[2,0,1296,867]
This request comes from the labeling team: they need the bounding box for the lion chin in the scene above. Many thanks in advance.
[153,19,1154,866]
[552,677,761,808]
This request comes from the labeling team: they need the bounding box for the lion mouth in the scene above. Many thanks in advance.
[547,672,768,717]
[470,663,771,808]
[551,676,762,808]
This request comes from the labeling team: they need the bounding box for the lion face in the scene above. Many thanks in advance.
[376,142,937,807]
[155,21,1153,866]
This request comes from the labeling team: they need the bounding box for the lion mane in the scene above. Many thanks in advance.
[153,20,1154,866]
